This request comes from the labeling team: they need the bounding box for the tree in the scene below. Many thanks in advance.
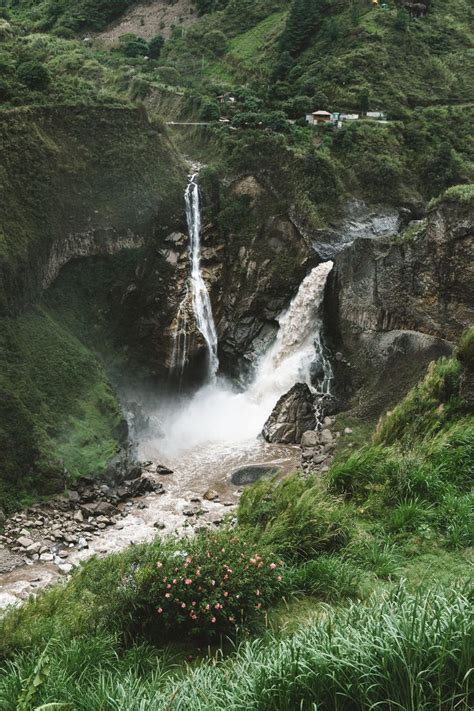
[118,33,148,58]
[200,99,220,121]
[359,87,370,115]
[17,61,50,90]
[271,51,293,81]
[279,0,330,56]
[148,35,165,60]
[205,29,227,56]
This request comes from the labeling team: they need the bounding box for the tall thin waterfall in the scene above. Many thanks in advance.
[184,173,219,379]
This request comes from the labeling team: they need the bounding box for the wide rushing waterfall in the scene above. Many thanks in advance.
[147,260,334,460]
[184,173,219,379]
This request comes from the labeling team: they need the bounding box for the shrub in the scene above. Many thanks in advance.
[200,98,220,120]
[456,327,474,371]
[131,530,284,641]
[328,445,388,500]
[17,60,50,90]
[148,35,165,60]
[117,33,148,58]
[344,540,402,580]
[239,475,353,560]
[285,555,362,600]
[387,498,433,534]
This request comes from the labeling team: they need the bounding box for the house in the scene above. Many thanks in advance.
[366,111,388,120]
[339,113,360,121]
[217,93,236,104]
[305,110,332,126]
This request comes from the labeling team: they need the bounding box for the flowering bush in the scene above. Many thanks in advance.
[132,530,284,641]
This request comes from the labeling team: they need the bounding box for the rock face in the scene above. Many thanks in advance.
[212,176,315,374]
[327,194,473,416]
[262,384,316,444]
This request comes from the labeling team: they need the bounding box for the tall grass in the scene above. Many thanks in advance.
[0,587,471,710]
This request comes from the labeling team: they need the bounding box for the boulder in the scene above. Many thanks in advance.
[262,384,316,444]
[81,501,117,518]
[127,475,163,497]
[301,430,319,447]
[17,536,34,549]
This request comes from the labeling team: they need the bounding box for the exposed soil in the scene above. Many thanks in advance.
[97,0,198,42]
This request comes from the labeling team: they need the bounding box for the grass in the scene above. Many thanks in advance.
[0,587,471,710]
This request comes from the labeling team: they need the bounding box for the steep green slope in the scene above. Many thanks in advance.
[0,307,125,509]
[0,104,184,508]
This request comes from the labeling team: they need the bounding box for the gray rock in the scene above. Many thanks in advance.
[203,489,219,501]
[301,430,319,447]
[344,427,353,434]
[26,542,42,554]
[78,537,88,550]
[39,553,54,562]
[17,536,34,549]
[58,563,73,575]
[320,429,333,444]
[262,384,316,444]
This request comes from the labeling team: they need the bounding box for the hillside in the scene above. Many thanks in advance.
[0,1,472,707]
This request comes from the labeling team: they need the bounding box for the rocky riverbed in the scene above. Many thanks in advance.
[0,441,300,609]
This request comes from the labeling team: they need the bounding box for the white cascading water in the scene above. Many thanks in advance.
[184,173,219,379]
[150,260,334,460]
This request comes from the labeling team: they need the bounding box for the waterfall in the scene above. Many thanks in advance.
[249,260,334,402]
[184,173,219,379]
[170,285,190,381]
[155,261,334,457]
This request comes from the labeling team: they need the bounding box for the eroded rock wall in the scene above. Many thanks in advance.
[326,195,473,416]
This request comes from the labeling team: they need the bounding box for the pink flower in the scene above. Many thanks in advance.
[250,558,256,565]
[186,556,193,564]
[223,574,229,580]
[156,562,163,568]
[191,613,197,620]
[165,593,171,598]
[258,562,263,568]
[156,607,163,614]
[215,603,221,609]
[166,584,172,589]
[211,617,217,623]
[205,604,210,611]
[173,579,177,584]
[181,602,186,608]
[185,578,192,585]
[270,563,277,569]
[223,591,229,597]
[256,589,261,596]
